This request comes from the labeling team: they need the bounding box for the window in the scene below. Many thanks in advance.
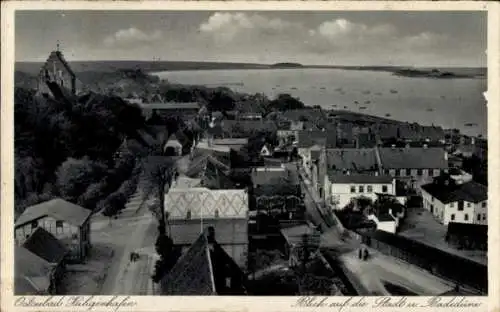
[382,185,388,193]
[186,210,192,220]
[466,203,471,208]
[451,214,455,221]
[405,169,411,176]
[458,201,464,211]
[350,186,356,193]
[464,214,469,221]
[31,221,38,230]
[417,169,423,176]
[395,170,400,177]
[431,197,434,203]
[214,209,219,218]
[56,221,63,228]
[367,185,373,193]
[359,186,364,193]
[477,214,481,221]
[71,233,78,240]
[483,214,487,221]
[482,202,487,208]
[385,169,390,175]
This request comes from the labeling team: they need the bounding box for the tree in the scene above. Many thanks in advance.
[56,157,107,202]
[141,141,177,236]
[268,94,306,111]
[207,88,236,112]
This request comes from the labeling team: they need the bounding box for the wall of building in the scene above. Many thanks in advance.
[328,181,395,209]
[14,216,87,261]
[165,188,249,220]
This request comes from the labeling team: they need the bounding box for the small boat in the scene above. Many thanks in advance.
[320,87,326,90]
[344,106,348,109]
[359,107,367,110]
[331,104,337,107]
[375,92,383,96]
[390,89,398,94]
[364,100,371,104]
[291,87,297,90]
[335,88,343,92]
[385,113,391,117]
[354,101,359,104]
[362,90,371,95]
[440,95,446,99]
[464,123,478,127]
[276,85,281,87]
[427,108,434,112]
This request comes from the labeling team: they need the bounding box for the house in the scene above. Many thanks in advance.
[15,246,57,295]
[164,133,183,156]
[37,49,78,97]
[164,179,249,267]
[366,213,398,234]
[160,227,247,295]
[420,177,487,225]
[260,144,273,157]
[14,198,92,262]
[280,223,321,267]
[324,174,396,210]
[378,147,449,189]
[221,120,277,138]
[20,228,68,294]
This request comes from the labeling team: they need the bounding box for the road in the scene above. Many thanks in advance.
[291,164,453,296]
[95,184,159,295]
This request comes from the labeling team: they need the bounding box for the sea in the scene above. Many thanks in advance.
[154,68,487,138]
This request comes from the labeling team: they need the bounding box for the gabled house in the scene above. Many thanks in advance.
[420,177,487,226]
[160,227,247,295]
[14,198,92,262]
[326,148,380,176]
[260,144,273,157]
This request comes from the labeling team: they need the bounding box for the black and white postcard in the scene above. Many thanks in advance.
[1,1,499,312]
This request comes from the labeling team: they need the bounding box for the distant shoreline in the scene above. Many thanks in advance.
[15,60,486,79]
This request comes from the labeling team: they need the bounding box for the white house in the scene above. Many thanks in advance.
[324,174,396,210]
[420,179,487,226]
[367,213,398,234]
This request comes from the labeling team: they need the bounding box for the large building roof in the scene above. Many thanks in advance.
[327,173,393,184]
[421,180,487,204]
[15,246,53,295]
[15,198,92,228]
[297,130,327,148]
[22,227,68,264]
[379,147,448,169]
[327,148,379,172]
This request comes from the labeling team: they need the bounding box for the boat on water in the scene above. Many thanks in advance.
[464,123,478,127]
[331,104,337,107]
[290,87,298,90]
[426,108,434,112]
[385,113,391,117]
[440,95,446,99]
[359,107,367,110]
[375,92,383,96]
[344,106,348,109]
[390,89,398,94]
[320,87,326,90]
[335,88,343,92]
[362,90,371,95]
[354,101,359,104]
[364,100,371,104]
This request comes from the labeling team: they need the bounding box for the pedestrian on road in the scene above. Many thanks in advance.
[358,248,363,259]
[363,248,369,261]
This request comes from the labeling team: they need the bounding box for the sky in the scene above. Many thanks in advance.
[15,11,487,67]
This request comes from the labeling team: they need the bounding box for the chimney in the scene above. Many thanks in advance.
[444,151,448,161]
[471,137,476,146]
[207,226,216,250]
